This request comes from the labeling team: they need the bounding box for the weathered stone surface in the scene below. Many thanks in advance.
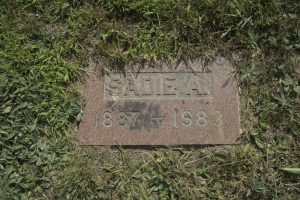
[79,58,240,145]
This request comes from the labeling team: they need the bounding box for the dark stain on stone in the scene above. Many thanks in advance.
[120,101,165,131]
[105,101,115,109]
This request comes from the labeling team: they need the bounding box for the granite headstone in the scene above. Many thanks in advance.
[79,58,240,145]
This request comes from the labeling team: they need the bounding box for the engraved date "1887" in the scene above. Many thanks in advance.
[96,110,163,129]
[100,111,138,128]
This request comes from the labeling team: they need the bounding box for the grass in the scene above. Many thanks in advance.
[0,0,299,199]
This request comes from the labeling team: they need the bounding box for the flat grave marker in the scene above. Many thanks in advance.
[79,58,240,145]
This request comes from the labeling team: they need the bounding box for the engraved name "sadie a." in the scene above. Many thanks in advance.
[104,72,213,99]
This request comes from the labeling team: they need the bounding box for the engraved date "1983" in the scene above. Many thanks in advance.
[173,109,223,128]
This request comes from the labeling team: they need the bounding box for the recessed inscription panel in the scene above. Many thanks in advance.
[104,72,213,99]
[79,58,240,145]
